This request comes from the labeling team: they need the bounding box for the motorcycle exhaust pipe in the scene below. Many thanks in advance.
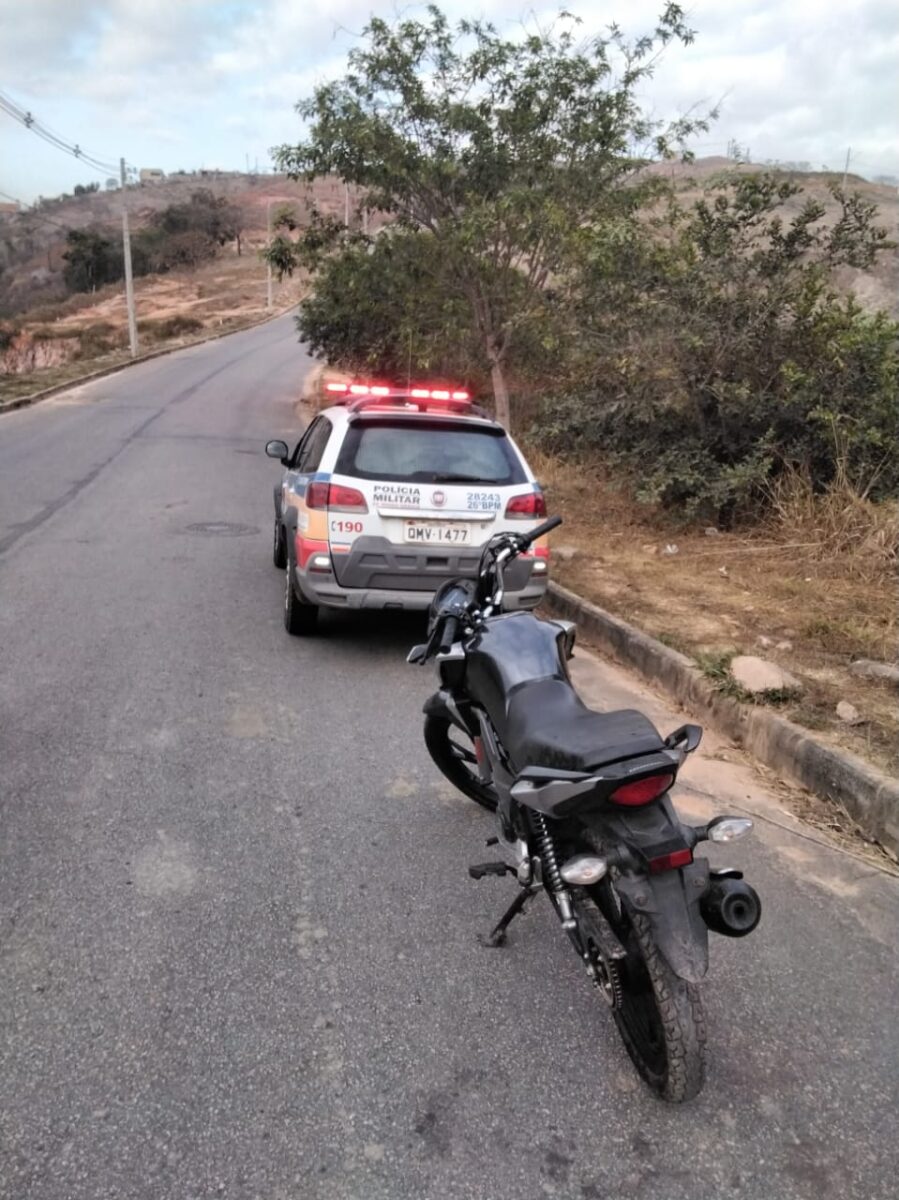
[701,877,762,937]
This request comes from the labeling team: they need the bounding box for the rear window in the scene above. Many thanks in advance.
[336,419,526,485]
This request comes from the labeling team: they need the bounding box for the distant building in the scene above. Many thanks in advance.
[0,201,19,218]
[139,168,166,184]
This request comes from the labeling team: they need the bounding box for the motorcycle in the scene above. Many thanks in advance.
[409,515,761,1103]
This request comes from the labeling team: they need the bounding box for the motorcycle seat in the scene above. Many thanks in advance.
[502,677,664,774]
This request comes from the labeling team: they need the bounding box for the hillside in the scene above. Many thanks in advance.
[2,161,897,321]
[647,157,899,320]
[0,172,373,318]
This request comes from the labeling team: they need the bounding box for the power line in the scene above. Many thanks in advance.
[0,89,140,356]
[0,88,121,175]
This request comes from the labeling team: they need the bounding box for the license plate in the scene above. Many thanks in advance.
[404,521,472,545]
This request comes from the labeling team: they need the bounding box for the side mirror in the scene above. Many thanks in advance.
[265,439,289,465]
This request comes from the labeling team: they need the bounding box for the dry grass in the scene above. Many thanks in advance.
[765,466,899,582]
[0,255,306,406]
[528,447,898,775]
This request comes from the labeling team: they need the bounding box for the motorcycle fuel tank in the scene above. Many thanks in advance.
[464,612,568,733]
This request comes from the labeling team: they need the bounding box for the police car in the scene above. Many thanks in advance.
[264,382,550,635]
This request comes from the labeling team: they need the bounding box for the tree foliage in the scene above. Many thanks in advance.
[62,228,123,292]
[61,190,243,293]
[535,174,898,518]
[272,3,709,427]
[297,227,484,382]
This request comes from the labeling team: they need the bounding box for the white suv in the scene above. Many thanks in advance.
[265,385,550,634]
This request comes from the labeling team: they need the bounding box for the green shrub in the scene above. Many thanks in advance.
[533,175,898,520]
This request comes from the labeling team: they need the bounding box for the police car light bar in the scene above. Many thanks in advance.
[325,382,470,402]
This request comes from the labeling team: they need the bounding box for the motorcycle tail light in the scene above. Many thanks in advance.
[608,773,674,806]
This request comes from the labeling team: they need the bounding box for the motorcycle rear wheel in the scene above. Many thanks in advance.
[591,885,706,1103]
[423,716,499,812]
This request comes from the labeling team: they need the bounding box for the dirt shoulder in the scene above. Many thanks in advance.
[531,452,898,780]
[1,255,305,406]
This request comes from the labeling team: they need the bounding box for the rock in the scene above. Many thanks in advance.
[776,640,793,652]
[704,527,721,537]
[662,543,679,556]
[756,635,774,649]
[836,700,862,725]
[849,660,899,687]
[718,566,729,578]
[641,543,658,556]
[730,655,803,696]
[555,544,578,563]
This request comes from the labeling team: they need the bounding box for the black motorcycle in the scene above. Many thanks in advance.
[409,516,761,1102]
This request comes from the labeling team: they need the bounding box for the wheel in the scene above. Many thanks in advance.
[273,517,287,569]
[284,559,318,636]
[423,715,498,812]
[590,883,706,1103]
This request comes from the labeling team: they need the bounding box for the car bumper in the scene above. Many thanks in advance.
[293,566,546,612]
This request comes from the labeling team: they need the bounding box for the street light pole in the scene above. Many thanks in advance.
[120,158,139,356]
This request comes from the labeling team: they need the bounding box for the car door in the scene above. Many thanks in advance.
[287,417,335,552]
[283,418,326,517]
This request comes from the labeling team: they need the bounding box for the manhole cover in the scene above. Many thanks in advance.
[185,521,260,537]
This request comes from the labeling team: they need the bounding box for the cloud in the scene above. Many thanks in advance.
[0,0,896,201]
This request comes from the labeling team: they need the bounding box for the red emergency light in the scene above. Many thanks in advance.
[325,382,470,402]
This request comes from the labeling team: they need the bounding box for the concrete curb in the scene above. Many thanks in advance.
[546,581,899,860]
[0,304,297,416]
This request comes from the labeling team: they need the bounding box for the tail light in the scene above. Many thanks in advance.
[504,491,547,519]
[306,483,368,513]
[608,773,674,806]
[328,485,368,513]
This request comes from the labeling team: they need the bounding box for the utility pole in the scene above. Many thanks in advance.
[120,158,139,357]
[842,147,852,189]
[266,198,274,310]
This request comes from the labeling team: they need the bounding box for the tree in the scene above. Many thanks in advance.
[136,190,240,271]
[297,226,484,381]
[273,4,709,428]
[62,228,123,292]
[537,174,897,517]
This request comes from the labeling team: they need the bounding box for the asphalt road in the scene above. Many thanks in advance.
[1,314,897,1200]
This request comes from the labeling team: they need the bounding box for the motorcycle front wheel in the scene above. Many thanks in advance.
[589,884,707,1103]
[423,715,498,812]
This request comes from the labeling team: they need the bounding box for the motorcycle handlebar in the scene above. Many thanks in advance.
[521,514,563,547]
[437,615,461,654]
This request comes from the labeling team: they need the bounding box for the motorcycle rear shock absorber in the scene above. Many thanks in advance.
[531,811,564,892]
[531,812,577,930]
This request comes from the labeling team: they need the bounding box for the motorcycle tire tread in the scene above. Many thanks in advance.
[617,909,707,1103]
[423,715,499,813]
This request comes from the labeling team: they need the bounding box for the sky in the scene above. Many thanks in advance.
[1,0,897,203]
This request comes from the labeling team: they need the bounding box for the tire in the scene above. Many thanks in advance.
[273,517,287,569]
[423,715,498,812]
[590,886,706,1103]
[284,559,319,636]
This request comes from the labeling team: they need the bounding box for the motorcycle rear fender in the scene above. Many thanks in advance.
[588,795,710,982]
[614,861,710,983]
